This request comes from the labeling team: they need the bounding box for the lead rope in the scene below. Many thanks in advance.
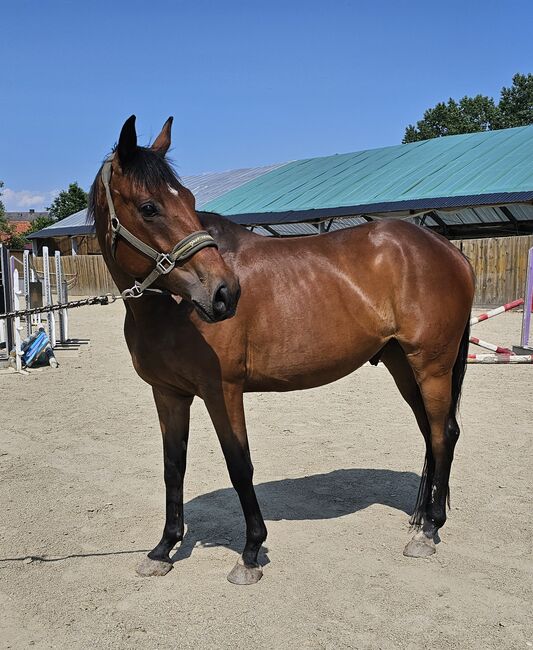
[0,294,122,321]
[100,156,218,299]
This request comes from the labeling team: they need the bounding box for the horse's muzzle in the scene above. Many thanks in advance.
[193,281,240,323]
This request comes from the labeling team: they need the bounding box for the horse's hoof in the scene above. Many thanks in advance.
[227,558,263,585]
[136,557,173,577]
[403,531,436,558]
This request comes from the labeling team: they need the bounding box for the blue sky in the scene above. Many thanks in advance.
[1,0,532,210]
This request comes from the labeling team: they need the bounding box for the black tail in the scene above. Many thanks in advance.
[410,320,470,528]
[450,320,470,417]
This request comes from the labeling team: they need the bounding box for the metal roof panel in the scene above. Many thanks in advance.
[204,126,533,216]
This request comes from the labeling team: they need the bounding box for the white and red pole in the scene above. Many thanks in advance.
[470,299,524,326]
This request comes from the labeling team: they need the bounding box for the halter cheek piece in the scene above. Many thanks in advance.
[101,155,218,299]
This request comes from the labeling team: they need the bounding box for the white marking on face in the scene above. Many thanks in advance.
[167,184,180,197]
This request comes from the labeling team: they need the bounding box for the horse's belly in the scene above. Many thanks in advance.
[244,332,382,392]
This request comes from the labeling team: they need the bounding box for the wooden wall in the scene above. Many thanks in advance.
[452,235,533,306]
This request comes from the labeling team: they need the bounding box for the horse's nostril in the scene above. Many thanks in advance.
[213,284,230,317]
[215,284,229,304]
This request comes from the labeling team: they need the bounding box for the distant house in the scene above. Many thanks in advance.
[1,210,49,246]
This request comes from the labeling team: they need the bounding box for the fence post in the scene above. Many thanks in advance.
[55,250,68,343]
[23,250,32,338]
[42,246,56,348]
[11,263,23,372]
[0,244,14,359]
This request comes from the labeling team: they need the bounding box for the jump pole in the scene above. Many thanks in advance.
[470,299,524,326]
[469,336,513,355]
[468,353,533,364]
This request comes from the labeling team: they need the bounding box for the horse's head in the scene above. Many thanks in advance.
[91,115,240,322]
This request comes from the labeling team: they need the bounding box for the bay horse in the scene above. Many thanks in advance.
[90,116,474,584]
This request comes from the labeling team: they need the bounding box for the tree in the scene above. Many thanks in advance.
[47,182,88,221]
[29,214,56,233]
[0,180,5,221]
[496,73,533,128]
[0,180,13,245]
[403,73,533,143]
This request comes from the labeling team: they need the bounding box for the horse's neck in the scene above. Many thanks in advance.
[197,211,257,252]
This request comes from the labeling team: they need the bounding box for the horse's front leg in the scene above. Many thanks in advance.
[204,382,267,585]
[136,388,193,577]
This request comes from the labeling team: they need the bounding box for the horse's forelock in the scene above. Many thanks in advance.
[87,147,181,225]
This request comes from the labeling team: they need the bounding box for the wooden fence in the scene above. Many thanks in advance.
[33,254,117,296]
[452,235,533,306]
[29,233,533,305]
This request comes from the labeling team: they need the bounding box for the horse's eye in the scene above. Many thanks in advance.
[140,203,158,219]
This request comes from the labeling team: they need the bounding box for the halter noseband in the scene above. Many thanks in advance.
[101,156,218,299]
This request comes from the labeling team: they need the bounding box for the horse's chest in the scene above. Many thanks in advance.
[125,324,200,393]
[124,316,244,395]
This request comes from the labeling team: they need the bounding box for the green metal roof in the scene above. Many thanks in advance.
[203,125,533,223]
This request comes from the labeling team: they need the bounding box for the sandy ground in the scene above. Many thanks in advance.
[0,302,532,650]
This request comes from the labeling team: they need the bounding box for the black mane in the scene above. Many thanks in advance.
[87,146,181,224]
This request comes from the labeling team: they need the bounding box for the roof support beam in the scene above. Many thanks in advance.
[427,211,449,236]
[261,224,281,237]
[499,206,522,235]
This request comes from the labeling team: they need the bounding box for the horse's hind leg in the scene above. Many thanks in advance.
[380,342,436,557]
[137,388,193,577]
[413,372,458,545]
[404,359,461,558]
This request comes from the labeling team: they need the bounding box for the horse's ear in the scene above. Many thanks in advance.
[151,116,173,155]
[117,115,137,165]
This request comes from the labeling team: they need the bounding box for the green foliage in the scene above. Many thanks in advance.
[47,182,88,221]
[403,73,533,143]
[6,231,29,250]
[0,207,29,249]
[496,73,533,129]
[29,214,56,233]
[0,179,5,219]
[0,180,13,245]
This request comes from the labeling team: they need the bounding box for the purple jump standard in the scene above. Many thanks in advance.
[514,246,533,355]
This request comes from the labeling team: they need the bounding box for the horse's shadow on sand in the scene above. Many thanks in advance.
[0,468,419,565]
[172,468,419,565]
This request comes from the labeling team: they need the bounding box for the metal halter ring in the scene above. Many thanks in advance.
[155,253,175,275]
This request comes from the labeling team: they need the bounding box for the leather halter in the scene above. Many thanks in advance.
[101,156,218,299]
